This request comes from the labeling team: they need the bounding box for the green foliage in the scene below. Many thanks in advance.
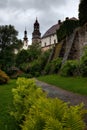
[0,47,16,72]
[0,25,23,73]
[19,73,33,78]
[11,78,46,123]
[0,70,9,84]
[80,46,87,76]
[7,67,23,79]
[79,0,87,26]
[57,19,79,42]
[29,60,42,76]
[11,78,86,130]
[0,25,18,50]
[27,42,41,61]
[51,58,62,73]
[18,49,51,77]
[16,49,29,66]
[44,58,62,74]
[22,98,86,130]
[61,60,79,77]
[39,49,52,70]
[0,80,19,130]
[44,63,52,74]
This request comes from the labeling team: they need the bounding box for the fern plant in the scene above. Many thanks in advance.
[11,78,87,130]
[22,97,86,130]
[11,77,46,123]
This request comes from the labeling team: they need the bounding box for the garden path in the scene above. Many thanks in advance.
[36,80,87,108]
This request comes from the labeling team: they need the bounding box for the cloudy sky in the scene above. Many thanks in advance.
[0,0,80,44]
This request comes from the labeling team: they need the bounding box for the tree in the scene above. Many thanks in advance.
[79,0,87,25]
[28,42,41,61]
[0,25,23,72]
[16,49,29,66]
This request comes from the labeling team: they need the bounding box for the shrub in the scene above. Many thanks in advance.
[44,63,52,75]
[19,63,30,73]
[22,98,86,130]
[60,60,79,77]
[19,73,33,78]
[80,46,87,76]
[50,57,62,73]
[11,78,87,130]
[28,60,42,77]
[0,70,9,84]
[11,78,46,123]
[7,66,22,79]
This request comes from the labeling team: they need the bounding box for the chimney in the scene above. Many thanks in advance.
[66,17,69,20]
[58,20,61,25]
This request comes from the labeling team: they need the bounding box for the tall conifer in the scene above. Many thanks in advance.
[79,0,87,25]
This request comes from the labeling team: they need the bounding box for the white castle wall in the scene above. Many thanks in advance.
[41,34,57,47]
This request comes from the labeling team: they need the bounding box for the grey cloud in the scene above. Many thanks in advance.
[0,0,80,44]
[7,0,67,11]
[0,0,8,8]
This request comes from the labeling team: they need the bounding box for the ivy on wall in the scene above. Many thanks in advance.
[57,19,79,42]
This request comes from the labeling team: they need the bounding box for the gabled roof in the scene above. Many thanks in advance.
[42,17,78,39]
[69,17,78,21]
[42,23,61,38]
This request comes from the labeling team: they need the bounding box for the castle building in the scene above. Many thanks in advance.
[41,20,62,51]
[41,17,77,51]
[23,28,28,50]
[32,18,41,44]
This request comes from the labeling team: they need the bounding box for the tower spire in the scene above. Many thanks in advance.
[23,28,28,50]
[32,18,41,44]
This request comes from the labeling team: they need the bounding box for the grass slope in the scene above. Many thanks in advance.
[0,80,19,130]
[38,74,87,96]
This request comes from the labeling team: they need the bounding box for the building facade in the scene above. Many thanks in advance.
[41,20,62,51]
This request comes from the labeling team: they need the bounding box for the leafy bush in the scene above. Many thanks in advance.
[51,58,62,73]
[16,49,29,66]
[7,66,23,79]
[19,73,33,78]
[11,78,46,123]
[11,78,86,130]
[80,46,87,76]
[29,60,41,76]
[39,49,52,69]
[0,70,9,84]
[22,98,86,130]
[44,63,52,75]
[60,60,80,77]
[44,58,62,74]
[19,63,30,73]
[18,49,51,77]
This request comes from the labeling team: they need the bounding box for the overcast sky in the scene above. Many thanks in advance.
[0,0,80,44]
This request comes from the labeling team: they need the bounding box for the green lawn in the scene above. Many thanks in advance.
[0,80,20,130]
[38,74,87,96]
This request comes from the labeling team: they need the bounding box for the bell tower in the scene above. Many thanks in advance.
[32,18,41,44]
[23,28,28,50]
